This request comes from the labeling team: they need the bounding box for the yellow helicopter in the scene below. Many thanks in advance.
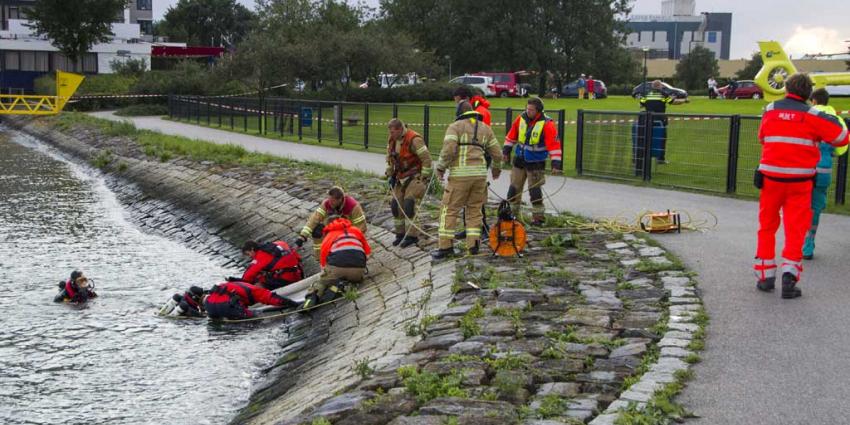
[755,41,850,102]
[0,71,84,115]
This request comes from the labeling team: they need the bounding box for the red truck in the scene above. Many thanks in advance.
[472,72,532,98]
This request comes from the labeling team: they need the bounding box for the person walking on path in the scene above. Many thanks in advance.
[577,74,586,100]
[502,97,562,226]
[298,186,367,258]
[803,88,849,260]
[384,119,432,248]
[753,73,849,298]
[432,102,502,260]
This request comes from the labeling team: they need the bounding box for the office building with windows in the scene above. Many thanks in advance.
[0,0,156,92]
[624,0,732,60]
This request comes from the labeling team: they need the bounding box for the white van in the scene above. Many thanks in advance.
[449,75,495,97]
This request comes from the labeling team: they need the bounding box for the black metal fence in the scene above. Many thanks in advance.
[168,95,567,161]
[576,110,849,205]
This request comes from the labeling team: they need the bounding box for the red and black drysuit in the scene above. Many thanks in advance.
[53,279,97,303]
[241,241,303,290]
[754,93,849,284]
[204,281,297,320]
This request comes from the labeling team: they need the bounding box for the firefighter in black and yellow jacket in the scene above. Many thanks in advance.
[385,118,432,248]
[432,101,502,260]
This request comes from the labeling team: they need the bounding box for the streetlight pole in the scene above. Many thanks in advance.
[445,55,452,81]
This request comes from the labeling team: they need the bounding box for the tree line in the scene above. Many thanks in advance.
[30,0,793,97]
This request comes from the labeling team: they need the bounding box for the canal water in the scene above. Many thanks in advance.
[0,128,287,425]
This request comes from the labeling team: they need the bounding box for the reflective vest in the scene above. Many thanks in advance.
[515,113,552,163]
[813,105,848,187]
[389,129,424,178]
[758,95,849,179]
[320,218,370,267]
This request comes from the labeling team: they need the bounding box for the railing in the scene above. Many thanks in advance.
[168,95,567,165]
[576,109,849,205]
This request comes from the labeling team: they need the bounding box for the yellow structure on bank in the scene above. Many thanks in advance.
[0,71,85,115]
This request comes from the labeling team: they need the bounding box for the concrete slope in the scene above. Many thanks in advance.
[94,112,850,424]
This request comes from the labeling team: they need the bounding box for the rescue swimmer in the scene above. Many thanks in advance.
[54,270,97,303]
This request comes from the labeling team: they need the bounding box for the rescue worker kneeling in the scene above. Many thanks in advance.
[297,186,367,258]
[204,281,298,320]
[54,270,97,303]
[301,218,371,310]
[238,240,304,290]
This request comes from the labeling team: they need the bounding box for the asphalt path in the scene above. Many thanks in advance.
[93,111,850,424]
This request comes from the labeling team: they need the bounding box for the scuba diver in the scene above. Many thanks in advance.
[204,280,299,320]
[159,286,206,317]
[54,270,97,303]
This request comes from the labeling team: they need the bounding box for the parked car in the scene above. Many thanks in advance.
[827,85,850,97]
[560,79,608,98]
[632,82,688,99]
[449,75,495,97]
[472,72,529,97]
[717,80,763,99]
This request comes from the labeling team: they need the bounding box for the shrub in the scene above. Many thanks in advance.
[398,368,467,403]
[115,104,169,116]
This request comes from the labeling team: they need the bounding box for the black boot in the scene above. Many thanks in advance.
[781,273,801,299]
[392,233,405,246]
[400,236,419,248]
[756,277,775,292]
[299,293,319,311]
[468,240,480,256]
[431,248,455,260]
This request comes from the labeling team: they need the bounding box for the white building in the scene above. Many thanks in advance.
[624,0,732,60]
[0,0,155,92]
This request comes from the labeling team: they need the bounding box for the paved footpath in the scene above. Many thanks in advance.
[94,112,850,424]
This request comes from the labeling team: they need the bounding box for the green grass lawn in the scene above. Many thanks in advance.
[169,95,850,214]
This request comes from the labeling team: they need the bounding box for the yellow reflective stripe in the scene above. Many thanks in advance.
[316,207,326,216]
[300,226,312,236]
[444,135,458,142]
[416,146,429,155]
[449,166,488,176]
[351,215,366,224]
[466,228,481,236]
[438,205,453,236]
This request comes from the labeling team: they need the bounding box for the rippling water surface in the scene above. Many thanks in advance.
[0,128,286,425]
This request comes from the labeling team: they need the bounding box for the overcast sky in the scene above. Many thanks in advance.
[155,0,850,59]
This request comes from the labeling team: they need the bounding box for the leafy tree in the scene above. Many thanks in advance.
[380,0,633,95]
[26,0,129,62]
[674,45,720,90]
[158,0,255,47]
[735,52,764,80]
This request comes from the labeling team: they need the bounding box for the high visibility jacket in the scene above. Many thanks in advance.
[639,89,673,114]
[205,281,288,308]
[437,111,502,178]
[241,241,303,285]
[386,127,432,179]
[813,105,849,177]
[320,218,371,268]
[504,112,562,165]
[301,195,366,238]
[470,96,492,126]
[758,94,849,179]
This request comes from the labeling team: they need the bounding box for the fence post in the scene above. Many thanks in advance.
[557,109,566,171]
[575,110,584,175]
[505,107,512,135]
[167,95,173,119]
[363,103,369,150]
[726,115,741,194]
[317,103,323,143]
[217,98,222,127]
[392,103,398,119]
[423,105,430,147]
[337,102,344,146]
[206,97,211,126]
[836,151,848,205]
[298,102,303,140]
[641,112,653,181]
[195,97,200,124]
[243,99,248,132]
